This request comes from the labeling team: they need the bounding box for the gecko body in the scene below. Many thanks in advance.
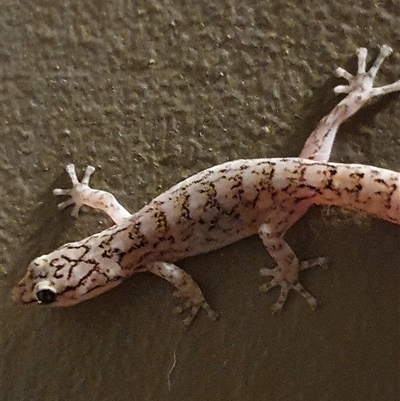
[12,46,400,325]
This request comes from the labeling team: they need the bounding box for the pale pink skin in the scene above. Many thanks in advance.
[12,46,400,325]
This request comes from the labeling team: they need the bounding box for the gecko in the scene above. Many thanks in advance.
[12,45,400,325]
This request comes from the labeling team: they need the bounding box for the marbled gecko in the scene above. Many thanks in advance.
[12,46,400,325]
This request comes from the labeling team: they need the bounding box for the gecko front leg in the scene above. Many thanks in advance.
[145,262,219,325]
[53,164,132,224]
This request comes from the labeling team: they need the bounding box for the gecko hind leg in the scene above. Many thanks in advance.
[258,223,328,313]
[260,256,328,313]
[299,45,400,162]
[334,45,400,96]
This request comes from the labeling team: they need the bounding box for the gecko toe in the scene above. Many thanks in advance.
[173,296,218,325]
[259,278,278,292]
[260,257,324,312]
[299,257,329,271]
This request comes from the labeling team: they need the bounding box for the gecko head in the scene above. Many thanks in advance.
[11,247,124,307]
[11,256,65,306]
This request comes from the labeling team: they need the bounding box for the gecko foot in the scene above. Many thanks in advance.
[333,45,400,97]
[260,257,328,313]
[146,261,219,326]
[53,164,131,224]
[173,291,219,326]
[53,164,96,217]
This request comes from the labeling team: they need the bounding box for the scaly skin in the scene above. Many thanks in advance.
[11,46,400,325]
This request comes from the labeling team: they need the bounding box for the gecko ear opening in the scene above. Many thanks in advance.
[35,281,57,304]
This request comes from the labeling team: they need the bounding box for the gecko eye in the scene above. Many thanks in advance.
[36,289,56,304]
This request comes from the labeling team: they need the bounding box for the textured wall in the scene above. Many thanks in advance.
[1,1,399,400]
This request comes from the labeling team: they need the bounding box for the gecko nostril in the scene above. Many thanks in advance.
[36,289,56,304]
